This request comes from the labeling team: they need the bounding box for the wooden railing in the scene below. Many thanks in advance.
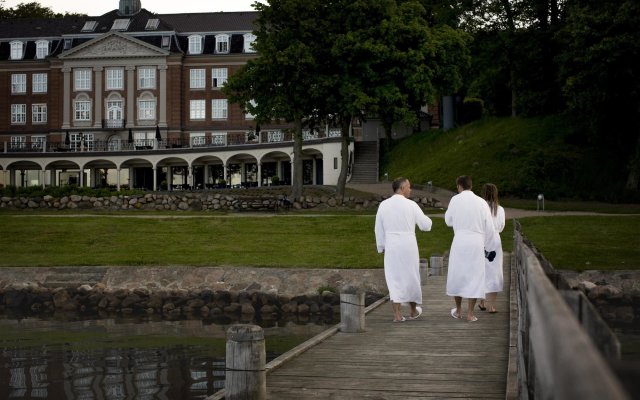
[512,221,629,399]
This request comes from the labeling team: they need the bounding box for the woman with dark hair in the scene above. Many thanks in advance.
[478,183,505,313]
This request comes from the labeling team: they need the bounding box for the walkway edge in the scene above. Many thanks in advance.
[206,294,390,400]
[506,252,519,399]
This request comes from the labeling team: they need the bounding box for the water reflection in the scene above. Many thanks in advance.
[0,316,335,399]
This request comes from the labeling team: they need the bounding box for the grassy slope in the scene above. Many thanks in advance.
[382,115,588,199]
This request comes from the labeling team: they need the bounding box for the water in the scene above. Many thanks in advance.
[0,315,335,399]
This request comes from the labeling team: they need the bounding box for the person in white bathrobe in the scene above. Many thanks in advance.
[445,175,497,322]
[375,178,433,322]
[478,183,505,313]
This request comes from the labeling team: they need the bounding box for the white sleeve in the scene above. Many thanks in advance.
[374,208,385,253]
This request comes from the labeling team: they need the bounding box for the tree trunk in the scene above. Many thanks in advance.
[290,117,304,201]
[335,118,351,202]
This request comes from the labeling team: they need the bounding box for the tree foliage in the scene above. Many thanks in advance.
[0,1,84,18]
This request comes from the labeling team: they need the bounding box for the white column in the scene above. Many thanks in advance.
[41,169,46,189]
[188,166,193,188]
[168,167,173,191]
[62,67,71,129]
[257,163,262,187]
[116,168,121,191]
[93,66,103,128]
[204,164,210,188]
[153,166,157,192]
[129,167,134,188]
[79,167,84,187]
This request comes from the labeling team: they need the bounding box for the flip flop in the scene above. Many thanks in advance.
[393,317,406,323]
[468,316,478,322]
[409,306,423,320]
[450,308,461,319]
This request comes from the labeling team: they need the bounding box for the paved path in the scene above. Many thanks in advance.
[264,255,511,399]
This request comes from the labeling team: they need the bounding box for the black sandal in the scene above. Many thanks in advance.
[478,304,487,311]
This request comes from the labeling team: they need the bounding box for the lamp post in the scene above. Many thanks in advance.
[537,193,545,211]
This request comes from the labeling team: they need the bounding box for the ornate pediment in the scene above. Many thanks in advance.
[59,32,169,59]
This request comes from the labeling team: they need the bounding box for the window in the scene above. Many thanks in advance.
[215,34,229,54]
[134,131,153,148]
[63,39,72,50]
[74,69,92,91]
[145,19,159,30]
[334,157,338,169]
[70,132,94,151]
[138,67,155,89]
[10,41,23,60]
[138,99,156,120]
[111,19,131,31]
[32,104,47,124]
[161,35,171,48]
[191,132,205,146]
[190,100,206,120]
[212,99,228,119]
[106,100,123,125]
[245,99,257,120]
[10,136,26,149]
[32,73,47,93]
[11,74,26,94]
[11,104,27,124]
[243,33,256,53]
[329,128,341,137]
[188,35,203,54]
[106,68,124,90]
[35,40,49,59]
[82,21,97,32]
[74,100,91,121]
[190,69,205,89]
[212,68,227,88]
[31,135,46,149]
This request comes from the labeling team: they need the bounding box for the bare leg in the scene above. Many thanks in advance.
[486,292,498,312]
[454,296,462,318]
[392,302,403,321]
[467,298,477,321]
[409,301,417,318]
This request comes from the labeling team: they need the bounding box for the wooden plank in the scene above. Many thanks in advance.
[263,254,512,399]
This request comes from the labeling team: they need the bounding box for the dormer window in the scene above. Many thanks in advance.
[188,35,203,54]
[10,41,24,60]
[111,19,131,31]
[161,35,171,49]
[35,40,49,59]
[82,21,97,32]
[243,33,256,53]
[145,19,159,30]
[215,34,229,54]
[63,39,72,50]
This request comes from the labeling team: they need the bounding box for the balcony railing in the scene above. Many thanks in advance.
[2,128,341,154]
[102,119,126,129]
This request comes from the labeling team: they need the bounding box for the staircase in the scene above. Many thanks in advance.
[41,266,109,288]
[349,141,379,183]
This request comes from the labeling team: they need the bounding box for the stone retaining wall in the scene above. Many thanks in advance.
[0,192,442,212]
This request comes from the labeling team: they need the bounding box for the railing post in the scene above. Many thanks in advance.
[225,324,266,400]
[340,287,365,333]
[429,254,444,276]
[419,258,428,285]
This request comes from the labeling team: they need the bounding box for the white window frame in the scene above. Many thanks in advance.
[161,35,171,48]
[35,40,49,59]
[215,34,230,54]
[63,39,72,50]
[32,104,47,124]
[145,19,159,30]
[74,100,91,121]
[138,98,156,120]
[188,35,203,54]
[10,41,23,60]
[212,99,228,119]
[134,131,153,148]
[106,68,124,90]
[81,21,97,32]
[190,69,206,89]
[111,19,131,31]
[74,69,92,91]
[11,136,26,149]
[32,73,47,93]
[243,33,256,53]
[190,100,206,120]
[31,135,46,149]
[245,99,257,120]
[212,68,227,88]
[11,104,27,124]
[138,67,156,89]
[11,74,26,94]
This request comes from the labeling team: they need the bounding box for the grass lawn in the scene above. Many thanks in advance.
[516,215,640,271]
[0,212,635,272]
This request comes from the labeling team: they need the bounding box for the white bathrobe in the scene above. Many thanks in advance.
[485,205,505,293]
[445,190,497,299]
[375,194,433,304]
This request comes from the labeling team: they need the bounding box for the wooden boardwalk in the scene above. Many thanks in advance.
[266,255,511,399]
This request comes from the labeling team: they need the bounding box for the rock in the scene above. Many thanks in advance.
[121,294,141,308]
[297,303,310,315]
[578,281,597,292]
[53,290,78,311]
[241,303,255,315]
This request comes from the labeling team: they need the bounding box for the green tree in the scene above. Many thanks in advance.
[0,1,85,18]
[558,0,640,193]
